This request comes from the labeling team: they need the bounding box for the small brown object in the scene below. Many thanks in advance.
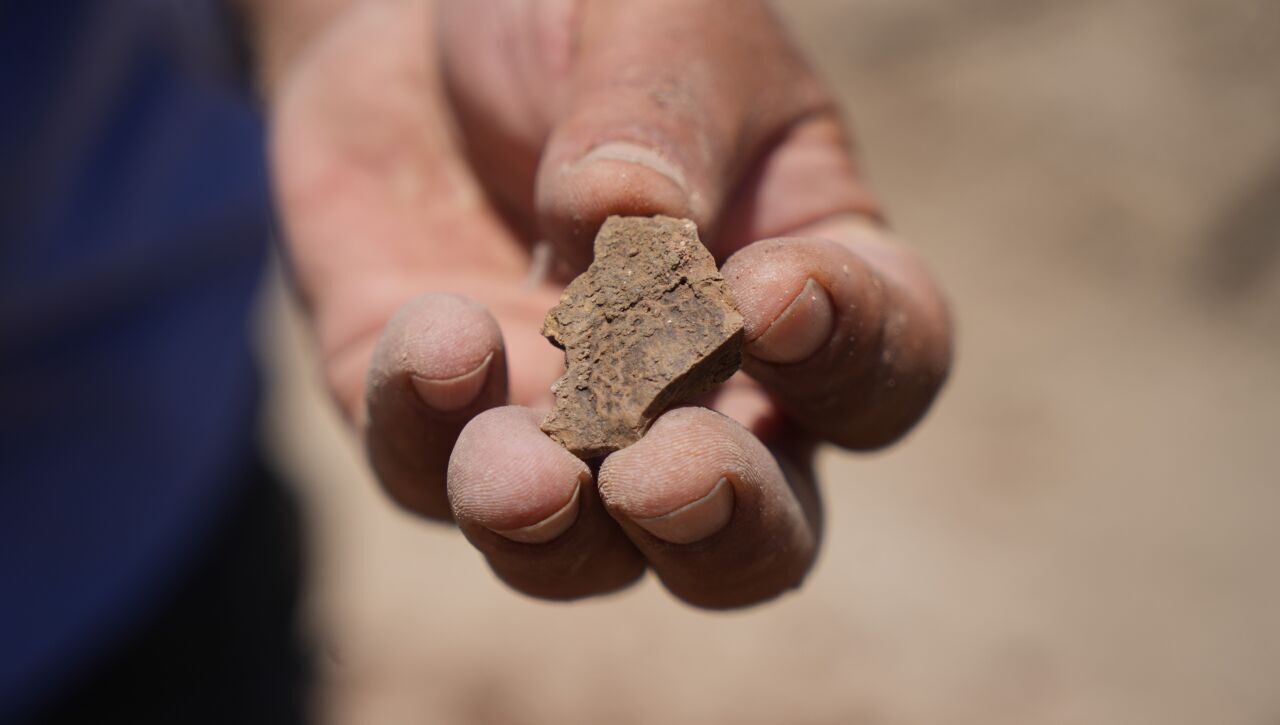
[541,215,744,459]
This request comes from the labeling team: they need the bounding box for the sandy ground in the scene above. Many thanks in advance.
[259,1,1280,723]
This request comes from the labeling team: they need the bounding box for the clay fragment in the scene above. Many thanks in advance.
[541,215,744,459]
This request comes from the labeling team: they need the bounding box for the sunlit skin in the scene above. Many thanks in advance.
[259,0,952,608]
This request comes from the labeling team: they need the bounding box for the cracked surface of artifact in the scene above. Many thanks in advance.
[541,215,744,459]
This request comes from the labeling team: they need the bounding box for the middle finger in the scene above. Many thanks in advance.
[598,406,821,609]
[447,406,645,600]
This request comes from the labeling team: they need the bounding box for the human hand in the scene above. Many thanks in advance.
[267,0,951,608]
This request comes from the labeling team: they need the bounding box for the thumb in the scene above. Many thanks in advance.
[534,0,827,271]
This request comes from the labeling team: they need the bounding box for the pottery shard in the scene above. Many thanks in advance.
[541,215,744,459]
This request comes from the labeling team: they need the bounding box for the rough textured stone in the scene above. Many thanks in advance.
[541,215,744,459]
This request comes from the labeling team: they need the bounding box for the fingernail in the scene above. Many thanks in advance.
[489,480,582,544]
[632,477,734,545]
[574,141,688,194]
[748,278,833,364]
[411,352,493,412]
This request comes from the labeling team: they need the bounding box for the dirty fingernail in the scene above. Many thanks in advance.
[489,481,582,544]
[632,477,734,544]
[574,141,689,194]
[411,352,494,412]
[748,278,833,364]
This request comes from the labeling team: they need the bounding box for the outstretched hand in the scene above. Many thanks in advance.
[268,0,951,608]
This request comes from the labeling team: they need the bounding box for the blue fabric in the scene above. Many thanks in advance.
[0,0,270,716]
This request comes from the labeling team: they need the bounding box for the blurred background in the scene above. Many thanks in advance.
[257,1,1280,723]
[5,0,1278,723]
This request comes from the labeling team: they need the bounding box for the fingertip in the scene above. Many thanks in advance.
[447,406,589,540]
[575,142,692,200]
[448,406,647,599]
[364,294,509,519]
[599,407,748,544]
[599,406,820,607]
[411,351,495,412]
[630,476,735,545]
[723,230,952,450]
[371,293,507,411]
[746,277,834,364]
[722,238,830,330]
[723,240,845,366]
[488,474,584,544]
[536,143,700,271]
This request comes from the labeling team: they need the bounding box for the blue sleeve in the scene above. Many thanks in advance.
[0,0,273,717]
